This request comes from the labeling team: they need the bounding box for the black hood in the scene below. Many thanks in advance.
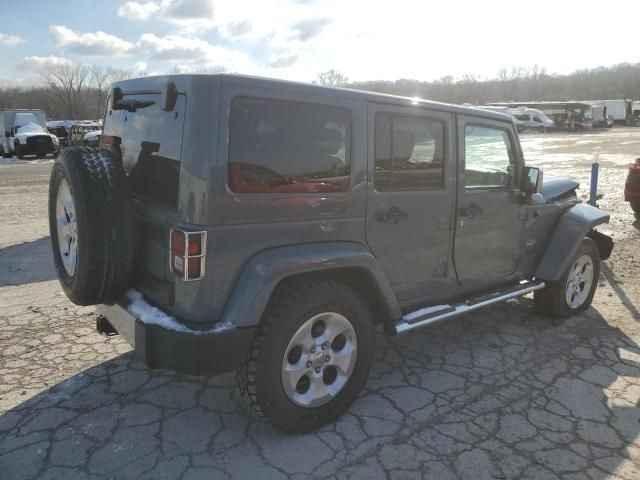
[540,175,579,200]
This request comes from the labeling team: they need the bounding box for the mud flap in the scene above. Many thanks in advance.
[587,230,614,260]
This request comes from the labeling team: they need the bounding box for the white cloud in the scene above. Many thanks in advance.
[136,33,254,72]
[220,20,252,38]
[131,61,149,74]
[118,1,160,20]
[137,33,213,61]
[118,0,215,31]
[267,53,298,69]
[43,25,255,72]
[17,55,72,72]
[0,33,25,46]
[50,25,136,57]
[289,18,332,42]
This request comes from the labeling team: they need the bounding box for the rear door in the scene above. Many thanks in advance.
[102,88,187,305]
[453,116,526,291]
[366,103,457,304]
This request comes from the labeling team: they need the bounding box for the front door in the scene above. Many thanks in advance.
[453,116,526,292]
[366,103,456,304]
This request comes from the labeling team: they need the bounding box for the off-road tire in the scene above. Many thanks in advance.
[236,280,374,433]
[48,146,135,305]
[630,200,640,215]
[534,238,600,318]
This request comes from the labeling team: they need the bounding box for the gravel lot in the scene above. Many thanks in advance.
[1,129,639,479]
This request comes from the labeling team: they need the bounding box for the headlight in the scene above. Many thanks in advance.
[52,136,59,145]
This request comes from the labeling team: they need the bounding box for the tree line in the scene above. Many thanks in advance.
[0,64,135,120]
[318,63,640,104]
[2,61,640,120]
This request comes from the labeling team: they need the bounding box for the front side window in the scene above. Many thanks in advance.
[464,125,514,187]
[228,98,350,193]
[374,113,445,191]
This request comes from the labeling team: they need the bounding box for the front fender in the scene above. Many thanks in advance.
[220,242,401,328]
[535,203,610,281]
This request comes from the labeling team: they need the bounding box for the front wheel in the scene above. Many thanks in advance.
[534,238,600,318]
[237,280,373,433]
[630,201,640,215]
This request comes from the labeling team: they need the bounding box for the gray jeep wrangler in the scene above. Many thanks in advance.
[48,74,613,433]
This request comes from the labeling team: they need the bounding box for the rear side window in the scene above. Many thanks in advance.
[228,98,350,193]
[374,113,445,191]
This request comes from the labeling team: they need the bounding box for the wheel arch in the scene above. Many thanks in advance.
[219,242,402,329]
[535,203,611,281]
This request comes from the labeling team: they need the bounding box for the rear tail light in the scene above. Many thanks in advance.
[99,134,120,147]
[169,228,207,281]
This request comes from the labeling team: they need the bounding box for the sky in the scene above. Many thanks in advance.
[1,0,640,86]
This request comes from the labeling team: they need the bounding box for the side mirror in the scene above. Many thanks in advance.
[521,166,543,195]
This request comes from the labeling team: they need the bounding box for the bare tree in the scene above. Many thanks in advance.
[39,63,92,119]
[316,69,349,86]
[90,65,133,118]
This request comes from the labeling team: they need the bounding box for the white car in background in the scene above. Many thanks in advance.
[83,129,101,147]
[512,107,555,132]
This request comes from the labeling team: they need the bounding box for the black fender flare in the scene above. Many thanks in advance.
[219,242,401,329]
[535,203,610,281]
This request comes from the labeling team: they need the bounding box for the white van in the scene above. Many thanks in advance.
[476,106,525,131]
[511,107,555,131]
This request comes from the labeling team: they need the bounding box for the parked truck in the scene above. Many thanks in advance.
[593,100,633,125]
[1,109,58,158]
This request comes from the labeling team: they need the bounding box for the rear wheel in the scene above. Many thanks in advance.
[534,238,600,318]
[631,200,640,215]
[237,280,373,433]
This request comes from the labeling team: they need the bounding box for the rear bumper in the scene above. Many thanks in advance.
[96,301,255,376]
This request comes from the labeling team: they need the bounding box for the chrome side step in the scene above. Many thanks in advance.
[392,281,545,335]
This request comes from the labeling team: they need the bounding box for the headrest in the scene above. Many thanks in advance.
[315,128,343,155]
[393,129,415,162]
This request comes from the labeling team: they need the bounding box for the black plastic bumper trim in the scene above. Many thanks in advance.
[96,303,254,376]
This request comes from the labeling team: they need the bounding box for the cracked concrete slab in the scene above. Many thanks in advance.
[1,130,640,479]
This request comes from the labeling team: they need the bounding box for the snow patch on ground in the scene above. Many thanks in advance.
[0,157,20,165]
[126,290,233,334]
[0,157,54,165]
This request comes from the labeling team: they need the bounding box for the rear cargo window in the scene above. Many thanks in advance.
[103,92,185,209]
[228,97,350,193]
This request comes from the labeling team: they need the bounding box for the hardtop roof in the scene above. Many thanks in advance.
[116,73,511,123]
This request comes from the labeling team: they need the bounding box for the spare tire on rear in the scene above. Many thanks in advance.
[48,146,135,305]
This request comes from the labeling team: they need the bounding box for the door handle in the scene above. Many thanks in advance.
[459,203,483,219]
[375,206,408,223]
